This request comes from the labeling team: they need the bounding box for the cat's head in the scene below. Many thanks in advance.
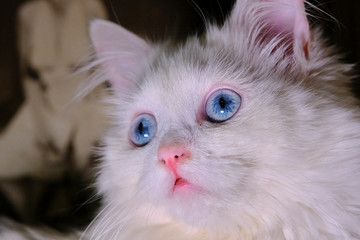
[89,0,351,233]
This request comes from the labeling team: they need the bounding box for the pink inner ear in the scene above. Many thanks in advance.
[90,19,153,89]
[262,0,310,59]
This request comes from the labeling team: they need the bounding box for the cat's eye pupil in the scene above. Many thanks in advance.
[138,122,143,134]
[205,88,241,123]
[219,97,226,109]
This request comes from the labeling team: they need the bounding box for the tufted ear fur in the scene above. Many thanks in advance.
[226,0,310,60]
[90,19,153,89]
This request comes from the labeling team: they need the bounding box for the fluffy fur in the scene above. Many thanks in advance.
[2,0,359,239]
[84,0,360,239]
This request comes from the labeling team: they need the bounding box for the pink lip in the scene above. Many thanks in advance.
[173,177,190,190]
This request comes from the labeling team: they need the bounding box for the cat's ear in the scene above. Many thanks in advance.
[90,19,152,88]
[227,0,310,60]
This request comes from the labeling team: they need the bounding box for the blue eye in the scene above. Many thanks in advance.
[129,113,157,146]
[205,88,241,122]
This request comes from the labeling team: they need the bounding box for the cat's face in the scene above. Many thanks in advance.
[95,47,304,231]
[101,59,280,228]
[90,0,337,231]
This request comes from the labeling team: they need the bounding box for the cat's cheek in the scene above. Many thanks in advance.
[137,165,175,202]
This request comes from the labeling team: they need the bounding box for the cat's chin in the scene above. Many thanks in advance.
[165,192,230,231]
[164,179,221,227]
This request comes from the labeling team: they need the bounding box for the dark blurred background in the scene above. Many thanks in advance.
[0,0,359,231]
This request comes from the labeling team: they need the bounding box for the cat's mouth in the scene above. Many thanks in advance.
[173,177,189,190]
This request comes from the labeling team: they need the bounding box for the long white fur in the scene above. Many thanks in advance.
[83,0,360,239]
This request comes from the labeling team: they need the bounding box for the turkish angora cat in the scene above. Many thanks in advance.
[82,0,360,239]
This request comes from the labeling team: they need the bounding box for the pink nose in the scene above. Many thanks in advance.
[158,145,191,175]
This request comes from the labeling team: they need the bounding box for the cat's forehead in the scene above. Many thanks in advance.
[138,61,210,117]
[143,53,234,102]
[146,42,241,92]
[129,35,284,124]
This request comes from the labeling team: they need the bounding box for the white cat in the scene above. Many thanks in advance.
[84,0,360,239]
[1,0,360,239]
